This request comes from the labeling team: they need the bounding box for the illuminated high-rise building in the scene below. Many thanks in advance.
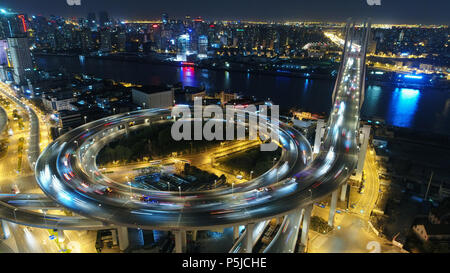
[198,35,208,58]
[0,39,10,81]
[98,11,110,27]
[0,9,27,39]
[0,39,8,65]
[87,12,96,29]
[162,13,169,25]
[176,34,191,61]
[7,36,34,85]
[100,28,112,52]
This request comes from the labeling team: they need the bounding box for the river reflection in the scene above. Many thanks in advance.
[387,88,420,128]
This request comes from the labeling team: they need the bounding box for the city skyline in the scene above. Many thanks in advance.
[2,0,450,24]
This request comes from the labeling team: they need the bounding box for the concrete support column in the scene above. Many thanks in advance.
[191,230,197,242]
[174,230,187,253]
[233,226,240,241]
[313,119,325,154]
[244,223,255,253]
[57,229,65,243]
[117,226,129,251]
[300,204,313,251]
[340,183,348,202]
[1,220,10,239]
[328,190,339,227]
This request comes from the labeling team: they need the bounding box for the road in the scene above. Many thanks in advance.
[348,146,380,218]
[1,221,97,253]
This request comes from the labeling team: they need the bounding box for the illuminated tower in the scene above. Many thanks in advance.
[198,35,208,58]
[7,36,33,85]
[176,34,191,61]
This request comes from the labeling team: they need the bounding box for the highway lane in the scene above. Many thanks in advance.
[264,209,304,253]
[0,83,41,169]
[0,108,310,230]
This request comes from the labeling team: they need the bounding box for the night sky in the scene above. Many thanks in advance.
[2,0,449,24]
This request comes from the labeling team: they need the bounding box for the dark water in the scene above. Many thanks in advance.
[36,55,450,135]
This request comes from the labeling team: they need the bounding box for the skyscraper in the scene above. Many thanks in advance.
[100,28,112,52]
[87,12,96,29]
[162,13,169,25]
[0,10,27,39]
[0,39,10,82]
[198,35,208,58]
[7,37,34,85]
[98,11,110,27]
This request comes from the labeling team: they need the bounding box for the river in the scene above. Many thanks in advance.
[35,55,450,136]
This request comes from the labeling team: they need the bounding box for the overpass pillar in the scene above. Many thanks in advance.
[244,223,255,253]
[128,228,145,249]
[328,190,339,227]
[174,230,187,253]
[191,230,197,241]
[1,220,10,239]
[125,123,130,135]
[57,229,65,243]
[233,226,240,241]
[313,119,325,154]
[300,204,313,252]
[340,183,348,202]
[117,226,129,251]
[356,125,371,175]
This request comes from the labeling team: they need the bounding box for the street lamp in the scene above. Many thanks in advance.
[232,182,235,194]
[143,102,146,109]
[308,189,312,199]
[167,182,170,191]
[250,170,254,180]
[178,186,181,197]
[214,180,217,189]
[84,116,87,124]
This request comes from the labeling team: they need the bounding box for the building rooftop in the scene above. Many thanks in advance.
[132,85,172,95]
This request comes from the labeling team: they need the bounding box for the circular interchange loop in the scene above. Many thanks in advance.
[36,90,359,230]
